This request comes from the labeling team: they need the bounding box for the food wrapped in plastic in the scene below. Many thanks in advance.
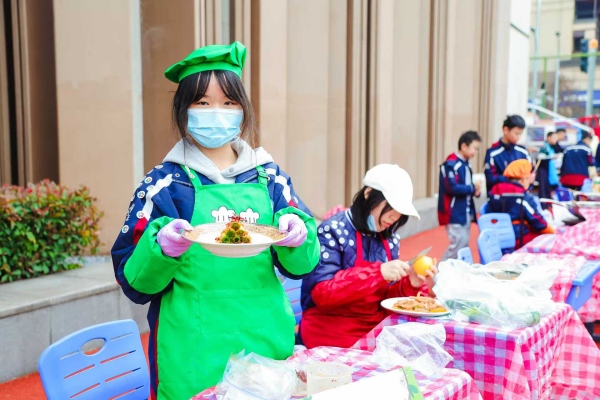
[371,323,452,377]
[213,351,298,400]
[433,260,558,330]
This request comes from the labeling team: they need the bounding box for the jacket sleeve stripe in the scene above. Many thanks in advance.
[141,174,174,219]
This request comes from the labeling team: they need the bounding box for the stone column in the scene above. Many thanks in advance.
[53,0,144,251]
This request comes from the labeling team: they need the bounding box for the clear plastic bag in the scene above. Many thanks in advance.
[433,260,558,330]
[214,351,298,400]
[371,323,452,377]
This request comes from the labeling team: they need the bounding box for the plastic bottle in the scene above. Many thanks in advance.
[593,177,600,193]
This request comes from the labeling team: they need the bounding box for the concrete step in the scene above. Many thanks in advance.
[0,263,149,383]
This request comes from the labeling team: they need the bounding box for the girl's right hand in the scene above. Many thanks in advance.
[157,219,194,258]
[380,260,410,282]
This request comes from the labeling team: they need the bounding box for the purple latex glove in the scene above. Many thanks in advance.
[276,214,307,248]
[157,219,194,258]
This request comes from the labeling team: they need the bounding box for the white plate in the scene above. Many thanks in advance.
[381,297,451,318]
[183,222,286,258]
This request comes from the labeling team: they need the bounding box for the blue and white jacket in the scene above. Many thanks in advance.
[560,141,594,186]
[112,161,313,305]
[484,139,532,193]
[438,153,476,225]
[300,210,401,311]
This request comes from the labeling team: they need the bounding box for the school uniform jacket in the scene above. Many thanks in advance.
[484,140,532,193]
[560,141,594,187]
[299,210,425,349]
[438,153,476,225]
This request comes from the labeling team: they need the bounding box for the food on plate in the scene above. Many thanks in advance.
[215,215,252,244]
[392,293,447,313]
[295,369,307,383]
[413,256,434,276]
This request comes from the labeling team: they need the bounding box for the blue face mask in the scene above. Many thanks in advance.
[187,108,244,149]
[367,215,380,232]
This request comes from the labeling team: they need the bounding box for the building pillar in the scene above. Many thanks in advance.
[53,0,144,251]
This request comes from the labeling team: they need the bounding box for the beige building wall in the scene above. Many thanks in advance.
[140,0,195,172]
[0,0,59,185]
[507,0,532,116]
[51,0,519,251]
[256,0,515,216]
[530,0,575,73]
[53,0,144,251]
[428,0,512,191]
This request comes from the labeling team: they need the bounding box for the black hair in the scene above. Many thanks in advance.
[546,131,557,137]
[458,130,482,150]
[581,131,593,141]
[556,128,566,133]
[503,115,526,130]
[349,187,410,239]
[171,70,258,148]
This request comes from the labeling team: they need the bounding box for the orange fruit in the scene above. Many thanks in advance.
[413,256,433,276]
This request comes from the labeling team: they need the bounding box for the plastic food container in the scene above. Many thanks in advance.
[306,362,352,395]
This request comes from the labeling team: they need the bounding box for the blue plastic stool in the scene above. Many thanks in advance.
[457,247,474,263]
[480,203,489,215]
[565,261,600,311]
[565,261,600,343]
[581,178,593,193]
[555,187,573,201]
[477,213,516,254]
[38,319,149,400]
[477,229,503,264]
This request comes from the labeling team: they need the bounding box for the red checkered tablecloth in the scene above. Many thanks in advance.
[192,347,482,400]
[501,252,600,323]
[287,347,481,400]
[514,234,557,254]
[548,209,600,260]
[353,304,600,400]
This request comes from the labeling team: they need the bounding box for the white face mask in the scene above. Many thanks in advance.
[187,108,243,148]
[367,215,381,232]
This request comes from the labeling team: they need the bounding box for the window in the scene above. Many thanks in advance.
[573,30,585,52]
[575,0,597,21]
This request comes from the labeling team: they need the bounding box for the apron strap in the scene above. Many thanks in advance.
[355,231,393,264]
[181,164,269,188]
[380,234,393,262]
[181,165,203,190]
[256,166,269,186]
[355,231,365,264]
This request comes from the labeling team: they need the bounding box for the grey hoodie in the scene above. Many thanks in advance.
[163,138,274,184]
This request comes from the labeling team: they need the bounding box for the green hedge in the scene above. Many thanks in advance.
[0,180,102,283]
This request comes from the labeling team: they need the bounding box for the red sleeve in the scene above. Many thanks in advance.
[385,276,428,298]
[311,262,388,307]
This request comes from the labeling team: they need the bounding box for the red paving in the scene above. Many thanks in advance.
[0,224,596,399]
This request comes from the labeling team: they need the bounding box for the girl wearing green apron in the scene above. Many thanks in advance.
[111,42,320,399]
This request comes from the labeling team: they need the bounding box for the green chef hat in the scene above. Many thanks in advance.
[164,41,246,83]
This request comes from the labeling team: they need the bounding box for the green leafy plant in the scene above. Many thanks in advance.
[0,180,103,283]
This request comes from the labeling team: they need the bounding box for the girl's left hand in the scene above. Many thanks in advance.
[276,214,307,247]
[408,259,438,294]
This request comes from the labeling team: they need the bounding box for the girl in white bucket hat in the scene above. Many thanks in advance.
[299,164,437,349]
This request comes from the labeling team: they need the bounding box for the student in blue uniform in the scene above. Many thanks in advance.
[553,128,566,154]
[484,115,532,193]
[489,159,554,248]
[560,131,595,190]
[438,131,481,260]
[111,42,319,399]
[299,164,436,349]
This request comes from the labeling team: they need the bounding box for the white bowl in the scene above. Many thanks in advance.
[183,222,286,258]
